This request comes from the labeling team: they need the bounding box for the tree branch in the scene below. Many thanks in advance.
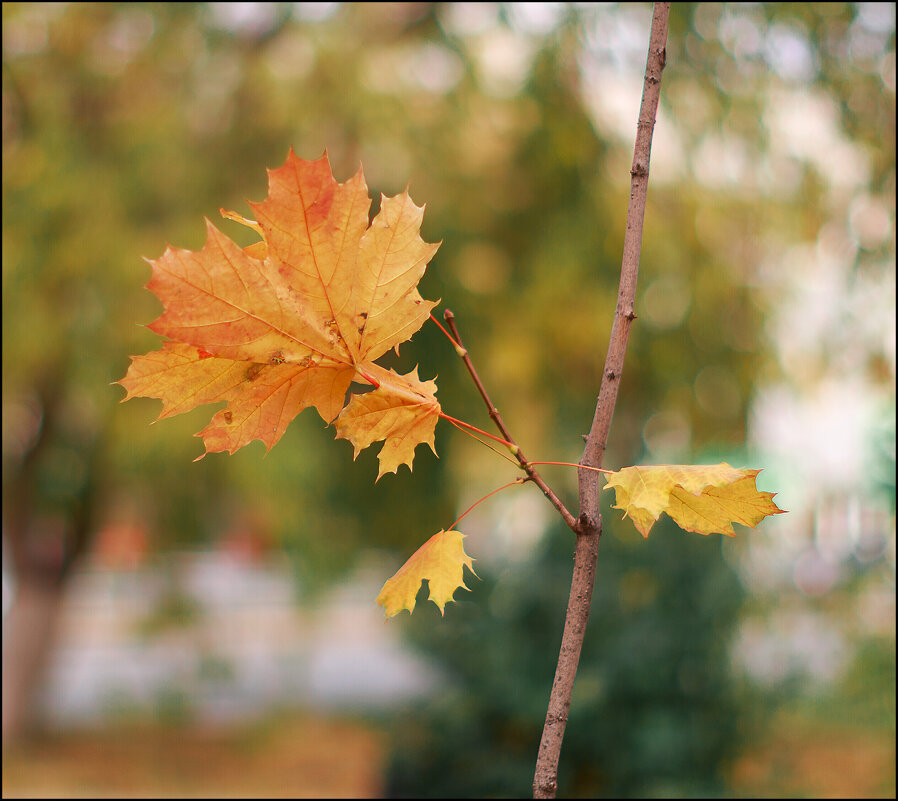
[532,4,670,797]
[443,309,579,532]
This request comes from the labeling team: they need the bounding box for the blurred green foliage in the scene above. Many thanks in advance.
[3,1,894,797]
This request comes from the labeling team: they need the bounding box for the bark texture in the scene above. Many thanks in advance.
[532,5,670,797]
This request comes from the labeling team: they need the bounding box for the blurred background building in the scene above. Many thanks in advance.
[3,2,894,797]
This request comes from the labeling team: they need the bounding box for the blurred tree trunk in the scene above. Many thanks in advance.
[2,371,100,742]
[2,573,67,741]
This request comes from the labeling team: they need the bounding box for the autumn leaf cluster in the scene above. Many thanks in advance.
[119,150,442,480]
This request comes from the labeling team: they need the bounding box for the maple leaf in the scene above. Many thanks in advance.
[335,363,440,481]
[604,463,786,538]
[118,150,441,469]
[376,529,477,617]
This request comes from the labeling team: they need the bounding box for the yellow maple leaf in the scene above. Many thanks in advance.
[335,363,440,481]
[118,150,441,467]
[377,530,477,617]
[604,463,785,538]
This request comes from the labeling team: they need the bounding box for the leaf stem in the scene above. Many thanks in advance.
[438,412,516,449]
[355,368,381,388]
[527,461,613,475]
[443,310,579,532]
[440,415,521,466]
[449,477,527,531]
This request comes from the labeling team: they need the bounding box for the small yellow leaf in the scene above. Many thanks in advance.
[377,530,476,617]
[604,463,785,538]
[335,363,440,481]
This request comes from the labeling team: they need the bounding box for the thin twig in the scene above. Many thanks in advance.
[443,309,580,532]
[532,4,670,798]
[440,415,521,466]
[429,312,467,355]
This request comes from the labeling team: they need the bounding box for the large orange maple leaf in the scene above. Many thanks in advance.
[119,150,441,476]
